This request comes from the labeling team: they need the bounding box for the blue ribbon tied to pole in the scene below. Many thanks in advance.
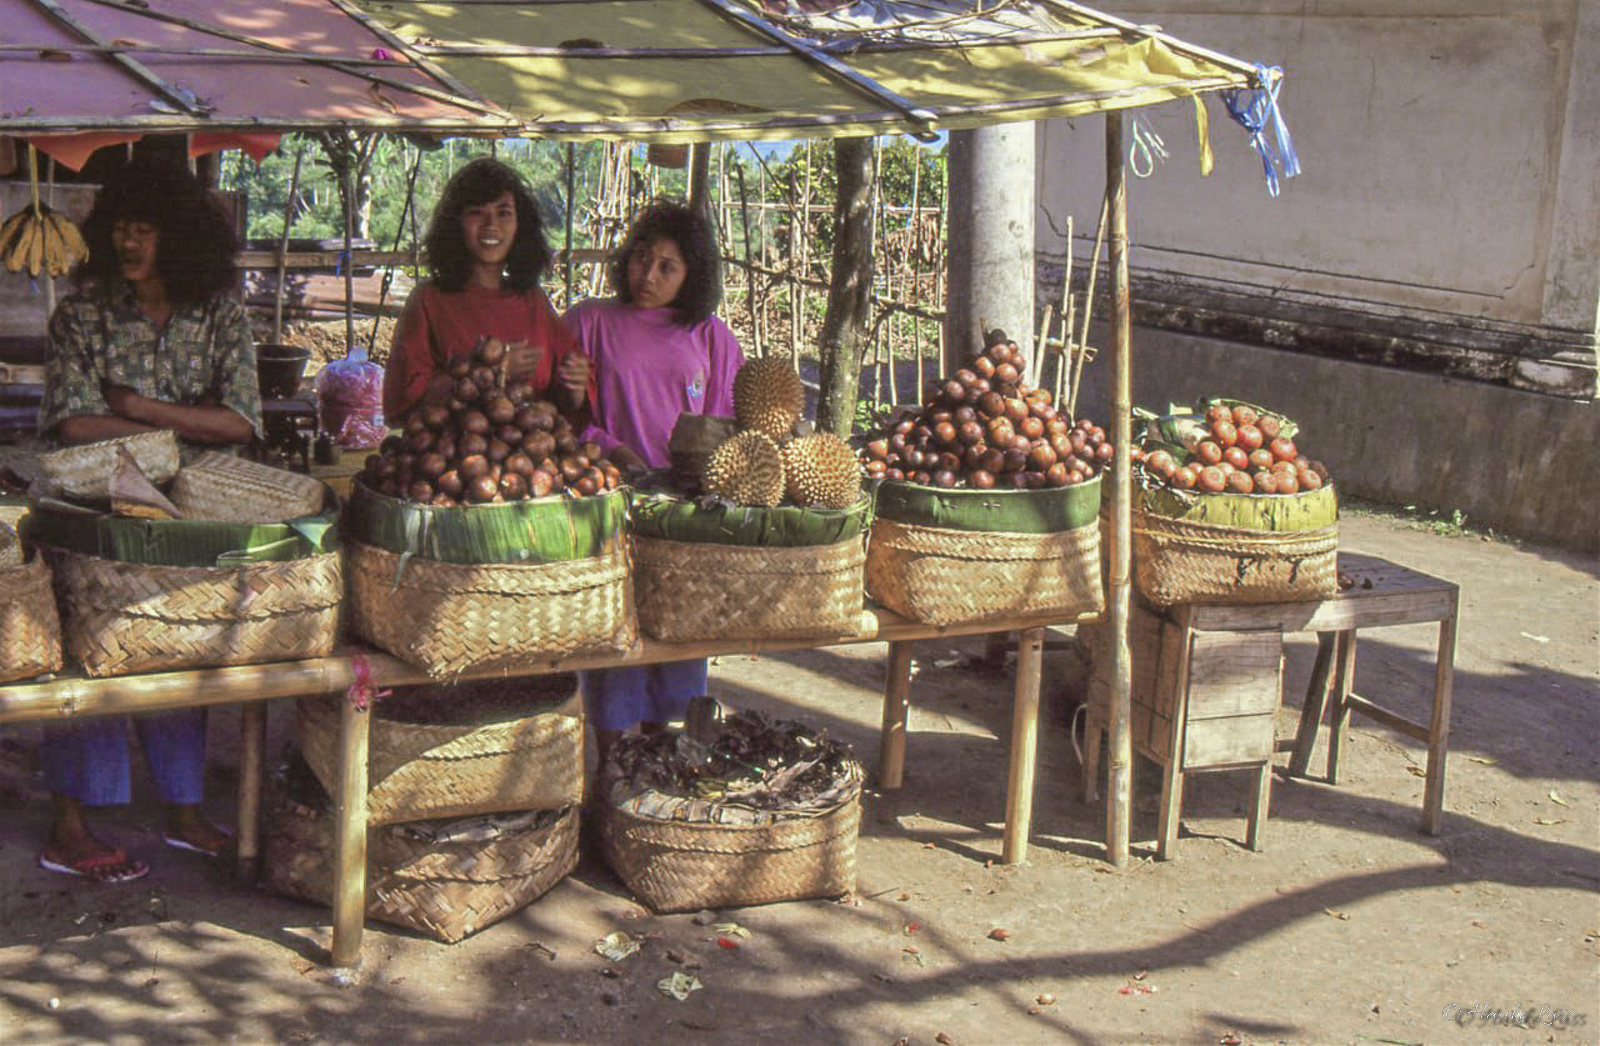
[1222,64,1301,197]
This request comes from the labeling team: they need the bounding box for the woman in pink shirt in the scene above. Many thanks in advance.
[565,200,745,764]
[384,158,590,425]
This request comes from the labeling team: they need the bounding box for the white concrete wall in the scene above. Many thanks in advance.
[1036,0,1598,342]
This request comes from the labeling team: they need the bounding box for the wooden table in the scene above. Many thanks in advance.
[0,605,1095,968]
[1168,552,1460,841]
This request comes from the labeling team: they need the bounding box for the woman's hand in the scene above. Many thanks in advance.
[607,443,649,478]
[505,340,543,380]
[557,352,590,402]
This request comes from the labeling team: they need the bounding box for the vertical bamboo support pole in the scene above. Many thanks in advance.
[734,166,760,357]
[878,640,915,789]
[272,148,305,345]
[1001,627,1046,864]
[1104,113,1134,868]
[330,696,371,969]
[564,143,577,305]
[235,703,266,883]
[788,170,801,362]
[800,142,812,367]
[341,166,355,357]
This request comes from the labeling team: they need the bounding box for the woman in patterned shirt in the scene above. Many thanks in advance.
[36,157,258,883]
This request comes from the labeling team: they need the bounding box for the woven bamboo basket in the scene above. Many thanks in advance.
[633,535,865,642]
[265,783,579,944]
[866,517,1103,626]
[596,780,862,913]
[38,429,179,500]
[346,540,636,678]
[0,557,63,683]
[170,452,328,523]
[1132,511,1339,606]
[296,678,585,825]
[44,548,342,677]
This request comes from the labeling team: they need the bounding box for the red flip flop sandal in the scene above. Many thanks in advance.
[38,849,150,884]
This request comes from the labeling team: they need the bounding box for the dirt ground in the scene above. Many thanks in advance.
[0,514,1595,1045]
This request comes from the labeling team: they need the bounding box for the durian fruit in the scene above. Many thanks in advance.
[732,358,805,441]
[780,432,862,509]
[703,430,785,507]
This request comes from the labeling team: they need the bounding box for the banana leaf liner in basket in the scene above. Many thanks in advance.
[296,676,585,825]
[26,500,342,677]
[0,555,64,683]
[1132,482,1339,607]
[344,482,636,678]
[170,452,328,523]
[629,489,870,642]
[264,757,578,944]
[37,429,179,500]
[865,476,1104,627]
[595,710,863,913]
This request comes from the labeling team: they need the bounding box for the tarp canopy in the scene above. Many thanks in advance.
[356,0,1261,143]
[3,0,1266,149]
[0,0,518,146]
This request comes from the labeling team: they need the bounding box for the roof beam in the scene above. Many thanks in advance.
[28,0,207,114]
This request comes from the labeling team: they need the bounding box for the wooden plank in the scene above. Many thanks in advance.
[1343,694,1430,742]
[1185,630,1282,720]
[1001,628,1045,864]
[1289,631,1338,776]
[1422,607,1458,835]
[878,640,914,790]
[1183,713,1277,767]
[1186,591,1456,634]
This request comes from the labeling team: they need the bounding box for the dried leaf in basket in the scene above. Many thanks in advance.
[109,447,182,520]
[607,709,858,815]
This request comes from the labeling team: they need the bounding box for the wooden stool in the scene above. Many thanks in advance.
[1082,605,1284,858]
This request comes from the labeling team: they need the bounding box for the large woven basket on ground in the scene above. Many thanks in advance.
[296,677,584,825]
[170,452,328,523]
[0,557,63,683]
[1132,483,1338,607]
[596,776,862,913]
[37,429,180,500]
[44,548,342,677]
[264,769,578,944]
[865,477,1104,627]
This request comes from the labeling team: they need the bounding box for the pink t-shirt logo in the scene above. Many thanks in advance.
[686,371,705,403]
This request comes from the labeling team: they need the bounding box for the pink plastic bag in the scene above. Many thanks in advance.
[317,348,386,449]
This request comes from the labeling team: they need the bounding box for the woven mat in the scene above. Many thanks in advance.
[347,541,637,678]
[865,517,1103,626]
[633,535,865,642]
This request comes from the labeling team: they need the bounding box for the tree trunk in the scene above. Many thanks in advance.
[816,137,875,437]
[314,131,379,240]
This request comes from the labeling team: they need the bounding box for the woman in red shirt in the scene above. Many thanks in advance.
[383,158,589,423]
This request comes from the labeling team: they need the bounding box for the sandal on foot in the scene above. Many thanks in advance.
[162,825,233,857]
[39,849,150,884]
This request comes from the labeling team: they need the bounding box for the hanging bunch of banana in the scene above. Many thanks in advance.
[0,144,89,278]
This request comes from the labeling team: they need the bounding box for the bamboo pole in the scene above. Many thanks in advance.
[330,695,370,968]
[1104,112,1134,868]
[788,169,800,362]
[734,165,760,357]
[1056,214,1073,407]
[272,147,305,345]
[564,142,577,305]
[340,165,355,357]
[236,703,265,883]
[878,640,915,789]
[1068,197,1109,420]
[799,141,812,370]
[1001,626,1046,864]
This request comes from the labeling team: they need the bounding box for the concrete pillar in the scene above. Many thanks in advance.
[945,123,1036,372]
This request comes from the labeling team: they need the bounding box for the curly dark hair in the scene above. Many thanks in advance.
[608,199,721,326]
[77,158,238,305]
[424,157,553,293]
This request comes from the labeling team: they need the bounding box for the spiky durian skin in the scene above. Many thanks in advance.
[732,358,805,441]
[703,430,785,507]
[780,433,862,509]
